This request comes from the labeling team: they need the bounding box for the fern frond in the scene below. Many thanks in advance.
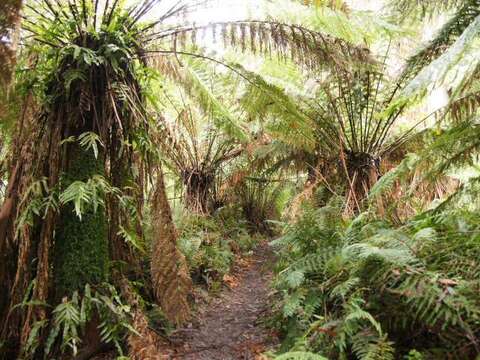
[389,0,466,20]
[150,20,372,71]
[275,351,328,360]
[402,13,480,103]
[263,0,400,46]
[150,56,248,143]
[369,153,421,198]
[352,331,395,360]
[400,0,480,86]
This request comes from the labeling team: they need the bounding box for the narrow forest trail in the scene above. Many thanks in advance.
[168,242,279,359]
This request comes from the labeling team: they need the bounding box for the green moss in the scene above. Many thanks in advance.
[54,145,109,297]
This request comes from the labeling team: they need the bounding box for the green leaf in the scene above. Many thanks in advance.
[78,132,104,159]
[286,270,305,288]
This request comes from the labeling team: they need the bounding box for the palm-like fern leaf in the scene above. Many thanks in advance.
[402,13,480,102]
[399,0,480,85]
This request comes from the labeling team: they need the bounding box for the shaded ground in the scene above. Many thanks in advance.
[169,242,279,359]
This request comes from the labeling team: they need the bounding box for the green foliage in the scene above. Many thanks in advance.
[264,0,403,46]
[271,200,480,359]
[23,284,135,358]
[175,210,242,287]
[275,351,328,360]
[401,13,480,104]
[172,202,266,291]
[8,0,480,359]
[59,176,107,220]
[235,177,286,235]
[368,153,421,198]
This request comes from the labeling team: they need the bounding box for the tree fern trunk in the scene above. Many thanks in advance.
[151,166,191,326]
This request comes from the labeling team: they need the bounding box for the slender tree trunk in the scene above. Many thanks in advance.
[151,166,191,325]
[0,0,22,85]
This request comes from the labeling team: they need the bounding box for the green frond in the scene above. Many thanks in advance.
[352,332,395,360]
[344,241,416,267]
[400,0,480,86]
[402,13,480,102]
[235,64,317,151]
[389,0,466,20]
[273,197,480,358]
[368,153,421,198]
[418,118,480,177]
[150,55,248,143]
[262,0,401,46]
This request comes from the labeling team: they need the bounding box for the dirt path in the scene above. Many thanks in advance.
[169,242,278,359]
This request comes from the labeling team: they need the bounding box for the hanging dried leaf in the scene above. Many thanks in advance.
[151,167,191,326]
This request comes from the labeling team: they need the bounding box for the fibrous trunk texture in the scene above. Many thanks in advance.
[151,167,191,326]
[343,151,380,213]
[0,32,145,355]
[182,169,214,214]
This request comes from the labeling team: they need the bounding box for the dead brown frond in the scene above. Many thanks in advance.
[119,278,171,360]
[150,167,192,326]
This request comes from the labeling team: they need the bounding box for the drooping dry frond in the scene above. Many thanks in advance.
[119,278,170,360]
[449,88,480,120]
[147,20,372,72]
[151,167,191,326]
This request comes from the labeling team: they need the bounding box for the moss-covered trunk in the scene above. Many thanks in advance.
[54,145,108,297]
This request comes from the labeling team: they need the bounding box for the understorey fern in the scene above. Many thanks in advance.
[275,351,328,360]
[23,283,136,359]
[271,199,480,359]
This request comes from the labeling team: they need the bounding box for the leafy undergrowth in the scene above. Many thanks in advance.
[174,207,264,293]
[269,198,480,360]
